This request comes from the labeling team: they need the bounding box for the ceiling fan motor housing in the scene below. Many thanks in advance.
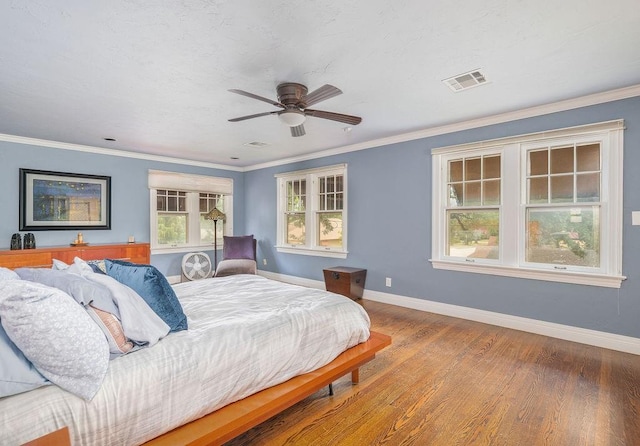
[277,83,308,107]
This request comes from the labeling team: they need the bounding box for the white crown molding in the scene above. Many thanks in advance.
[244,83,640,171]
[1,84,638,172]
[257,270,640,356]
[0,133,244,172]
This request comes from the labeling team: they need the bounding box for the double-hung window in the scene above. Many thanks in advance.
[432,120,624,287]
[276,164,347,258]
[149,170,233,254]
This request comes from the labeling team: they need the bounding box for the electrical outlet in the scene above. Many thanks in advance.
[262,258,267,266]
[385,277,392,287]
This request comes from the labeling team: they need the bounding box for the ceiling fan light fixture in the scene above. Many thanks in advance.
[278,110,306,127]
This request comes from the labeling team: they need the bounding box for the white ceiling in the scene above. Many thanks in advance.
[1,0,639,168]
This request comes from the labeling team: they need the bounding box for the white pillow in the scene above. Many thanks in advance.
[0,280,109,400]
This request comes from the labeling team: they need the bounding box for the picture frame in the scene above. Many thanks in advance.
[19,168,111,231]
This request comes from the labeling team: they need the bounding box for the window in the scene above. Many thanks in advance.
[276,164,347,258]
[149,171,233,254]
[431,120,624,288]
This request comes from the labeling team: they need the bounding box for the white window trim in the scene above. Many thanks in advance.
[275,164,348,258]
[431,120,625,288]
[148,170,233,255]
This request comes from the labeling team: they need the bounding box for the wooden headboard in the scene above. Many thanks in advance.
[0,242,150,269]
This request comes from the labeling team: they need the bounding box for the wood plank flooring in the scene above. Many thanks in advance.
[226,300,640,445]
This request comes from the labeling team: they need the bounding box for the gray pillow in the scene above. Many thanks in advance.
[0,320,50,397]
[0,280,110,400]
[15,267,120,317]
[0,267,19,281]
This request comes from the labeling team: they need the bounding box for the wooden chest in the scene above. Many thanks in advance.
[323,266,367,300]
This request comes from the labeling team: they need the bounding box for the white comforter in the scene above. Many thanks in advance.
[0,274,370,445]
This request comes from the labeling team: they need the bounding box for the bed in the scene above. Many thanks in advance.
[0,257,390,446]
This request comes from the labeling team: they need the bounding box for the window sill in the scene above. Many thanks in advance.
[276,246,348,259]
[152,245,220,256]
[430,259,626,288]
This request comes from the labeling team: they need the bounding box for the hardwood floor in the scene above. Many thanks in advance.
[226,300,640,445]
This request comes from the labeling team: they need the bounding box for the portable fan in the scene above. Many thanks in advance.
[181,252,212,281]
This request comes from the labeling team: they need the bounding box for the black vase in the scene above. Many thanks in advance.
[10,233,22,250]
[24,233,36,249]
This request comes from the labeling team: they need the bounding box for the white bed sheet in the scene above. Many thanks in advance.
[0,274,370,445]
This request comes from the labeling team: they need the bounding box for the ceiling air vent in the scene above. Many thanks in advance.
[442,69,488,92]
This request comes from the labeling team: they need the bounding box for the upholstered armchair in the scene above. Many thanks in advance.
[214,235,257,277]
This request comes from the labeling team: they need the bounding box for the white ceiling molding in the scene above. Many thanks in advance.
[1,84,639,173]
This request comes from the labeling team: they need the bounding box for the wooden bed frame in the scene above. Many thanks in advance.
[3,243,391,446]
[145,331,391,446]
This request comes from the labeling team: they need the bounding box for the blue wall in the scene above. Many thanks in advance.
[2,95,639,339]
[0,142,244,276]
[245,96,640,339]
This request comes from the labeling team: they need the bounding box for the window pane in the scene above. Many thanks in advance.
[168,196,177,211]
[550,146,574,174]
[200,215,223,244]
[483,156,500,179]
[551,175,573,202]
[336,175,343,192]
[529,150,548,176]
[327,194,335,210]
[327,176,335,193]
[287,180,306,212]
[465,182,481,206]
[576,173,600,202]
[320,177,325,194]
[318,212,342,248]
[286,214,305,245]
[449,183,463,207]
[576,143,600,172]
[336,192,344,210]
[446,210,499,259]
[157,214,187,245]
[528,177,548,203]
[157,195,166,211]
[465,158,482,181]
[526,207,600,267]
[483,180,500,205]
[449,160,463,182]
[178,196,186,212]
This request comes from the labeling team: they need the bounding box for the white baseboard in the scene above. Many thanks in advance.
[257,270,640,356]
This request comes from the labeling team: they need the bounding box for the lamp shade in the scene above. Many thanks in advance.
[204,207,226,221]
[278,110,306,127]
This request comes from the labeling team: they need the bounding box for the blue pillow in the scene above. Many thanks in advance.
[104,259,187,332]
[0,321,50,398]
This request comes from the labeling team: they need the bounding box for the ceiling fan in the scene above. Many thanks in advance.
[228,82,362,137]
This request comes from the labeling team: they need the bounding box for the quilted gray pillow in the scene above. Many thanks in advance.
[0,280,109,400]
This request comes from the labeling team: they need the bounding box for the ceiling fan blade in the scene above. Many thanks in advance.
[228,89,285,108]
[304,109,362,125]
[304,84,342,107]
[290,124,306,137]
[228,111,279,122]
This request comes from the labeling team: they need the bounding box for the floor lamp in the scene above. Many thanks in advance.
[204,207,226,272]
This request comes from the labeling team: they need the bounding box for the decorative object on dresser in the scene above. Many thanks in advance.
[323,266,367,300]
[23,233,36,249]
[10,233,21,250]
[19,168,111,231]
[204,207,226,271]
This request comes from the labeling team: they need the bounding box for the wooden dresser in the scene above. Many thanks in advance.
[0,242,150,269]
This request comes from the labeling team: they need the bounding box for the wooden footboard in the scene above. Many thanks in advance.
[144,331,391,446]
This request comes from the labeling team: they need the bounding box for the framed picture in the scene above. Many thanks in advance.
[19,168,111,231]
